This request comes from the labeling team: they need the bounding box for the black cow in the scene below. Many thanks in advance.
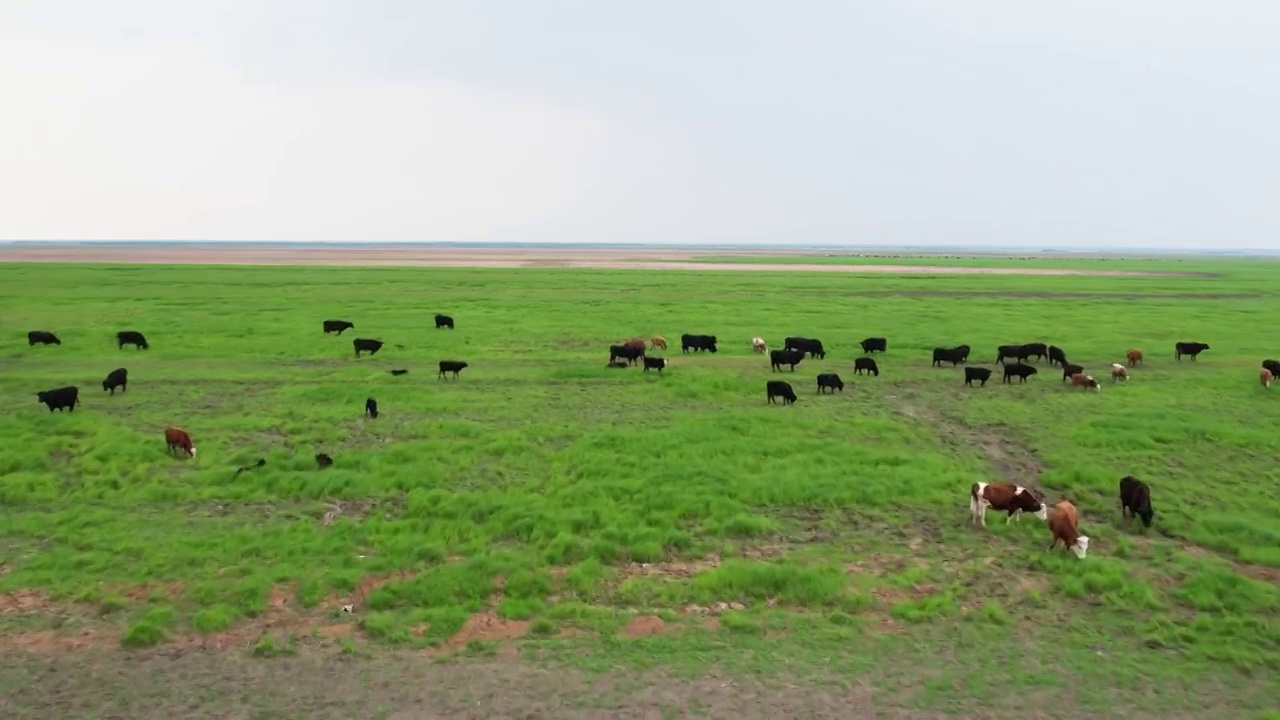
[932,345,970,367]
[1263,359,1280,378]
[438,360,468,379]
[681,334,718,353]
[643,357,668,373]
[770,349,805,372]
[28,331,61,346]
[1048,345,1068,367]
[859,337,887,354]
[1061,363,1085,382]
[1003,363,1038,384]
[323,320,354,335]
[964,367,992,387]
[1175,342,1210,361]
[784,337,826,360]
[365,397,379,419]
[36,386,79,412]
[353,338,384,357]
[117,330,149,350]
[389,369,409,376]
[995,344,1023,365]
[1118,475,1154,529]
[435,314,454,330]
[316,453,334,469]
[766,380,797,405]
[816,373,845,393]
[1020,343,1049,363]
[102,368,127,395]
[853,357,879,377]
[605,360,629,368]
[610,344,644,366]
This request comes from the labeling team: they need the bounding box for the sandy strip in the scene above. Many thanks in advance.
[0,245,1205,277]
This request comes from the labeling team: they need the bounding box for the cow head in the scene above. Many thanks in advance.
[189,446,197,457]
[1069,535,1089,559]
[51,335,61,345]
[35,391,47,401]
[1137,508,1153,527]
[1015,487,1048,520]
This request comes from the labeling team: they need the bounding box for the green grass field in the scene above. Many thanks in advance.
[2,259,1279,719]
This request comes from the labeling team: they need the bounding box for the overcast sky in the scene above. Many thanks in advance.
[1,1,1276,247]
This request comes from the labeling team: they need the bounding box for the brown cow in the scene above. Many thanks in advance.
[650,335,667,351]
[1110,363,1128,382]
[164,426,196,457]
[1126,349,1143,367]
[623,338,647,352]
[1047,500,1089,559]
[751,336,767,353]
[1070,373,1101,392]
[969,482,1047,527]
[1262,368,1274,389]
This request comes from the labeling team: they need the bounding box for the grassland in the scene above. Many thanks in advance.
[1,259,1279,719]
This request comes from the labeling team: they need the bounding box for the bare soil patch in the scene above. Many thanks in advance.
[0,245,1211,277]
[897,404,1046,490]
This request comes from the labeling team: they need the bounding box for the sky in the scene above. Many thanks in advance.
[1,1,1277,248]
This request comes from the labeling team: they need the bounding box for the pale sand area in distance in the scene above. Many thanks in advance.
[0,244,1208,277]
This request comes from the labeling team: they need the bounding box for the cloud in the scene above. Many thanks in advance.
[0,38,617,241]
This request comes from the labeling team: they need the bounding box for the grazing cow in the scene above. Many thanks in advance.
[36,386,79,412]
[964,367,992,387]
[1175,341,1210,362]
[1003,363,1037,384]
[1118,475,1154,528]
[770,349,805,372]
[390,369,409,376]
[932,345,970,367]
[1111,364,1129,382]
[651,336,668,351]
[1126,349,1144,367]
[1070,373,1101,392]
[816,373,845,393]
[766,380,797,405]
[353,338,384,357]
[785,337,826,360]
[27,330,61,346]
[609,344,645,366]
[164,426,196,457]
[322,320,354,335]
[1020,343,1049,363]
[643,357,668,373]
[315,453,333,469]
[969,482,1047,526]
[1048,345,1068,367]
[995,344,1023,365]
[1262,368,1274,389]
[1061,363,1085,382]
[853,357,879,377]
[434,314,454,330]
[751,336,767,353]
[622,338,648,353]
[233,458,266,479]
[438,360,468,379]
[681,334,718,354]
[1262,359,1280,378]
[1047,500,1089,559]
[365,397,379,418]
[116,330,149,350]
[859,337,887,354]
[102,368,128,394]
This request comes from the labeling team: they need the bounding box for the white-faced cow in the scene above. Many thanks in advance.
[969,482,1047,527]
[1047,500,1089,559]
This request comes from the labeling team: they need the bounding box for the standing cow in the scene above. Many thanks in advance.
[1174,341,1210,361]
[770,349,804,372]
[36,386,80,412]
[970,482,1047,526]
[117,330,149,350]
[766,380,797,405]
[102,368,128,394]
[751,337,767,354]
[1118,476,1154,529]
[435,314,455,330]
[164,426,196,457]
[1047,500,1089,559]
[28,331,61,346]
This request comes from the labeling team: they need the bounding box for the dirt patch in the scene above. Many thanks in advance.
[123,581,184,601]
[620,614,672,638]
[443,612,530,649]
[622,555,720,580]
[0,245,1214,277]
[897,404,1045,490]
[0,589,57,614]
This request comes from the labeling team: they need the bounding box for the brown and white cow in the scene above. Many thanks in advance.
[1126,349,1143,367]
[651,335,668,351]
[751,336,767,353]
[1110,364,1128,382]
[1047,500,1089,559]
[164,426,196,458]
[1262,368,1274,389]
[1070,373,1101,392]
[969,482,1047,526]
